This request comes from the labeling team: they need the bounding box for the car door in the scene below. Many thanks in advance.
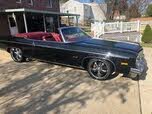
[33,40,69,63]
[48,43,84,67]
[33,40,84,67]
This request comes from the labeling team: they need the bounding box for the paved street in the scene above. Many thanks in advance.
[0,48,151,114]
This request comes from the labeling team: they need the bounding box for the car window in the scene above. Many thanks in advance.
[61,27,91,42]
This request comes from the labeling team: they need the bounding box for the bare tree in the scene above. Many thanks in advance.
[105,0,150,20]
[59,0,69,3]
[126,0,151,19]
[105,0,119,20]
[127,3,141,18]
[128,0,150,13]
[118,0,128,15]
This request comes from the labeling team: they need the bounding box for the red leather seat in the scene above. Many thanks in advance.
[16,32,62,42]
[16,32,50,40]
[42,34,55,41]
[51,33,62,42]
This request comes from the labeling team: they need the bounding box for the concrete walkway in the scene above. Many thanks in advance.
[0,48,151,114]
[139,48,152,114]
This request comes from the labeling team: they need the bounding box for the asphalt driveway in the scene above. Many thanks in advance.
[0,48,151,114]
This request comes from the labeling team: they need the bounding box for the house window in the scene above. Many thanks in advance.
[16,0,21,3]
[47,0,53,8]
[27,0,33,5]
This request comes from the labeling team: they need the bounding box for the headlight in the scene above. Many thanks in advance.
[138,50,144,58]
[136,50,144,72]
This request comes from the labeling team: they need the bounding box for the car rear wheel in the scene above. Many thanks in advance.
[87,59,112,80]
[10,47,24,62]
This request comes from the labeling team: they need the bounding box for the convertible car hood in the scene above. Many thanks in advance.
[73,38,142,53]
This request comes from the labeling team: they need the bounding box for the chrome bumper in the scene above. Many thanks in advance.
[129,58,145,78]
[130,68,144,78]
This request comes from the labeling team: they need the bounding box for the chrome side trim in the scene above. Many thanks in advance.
[35,44,129,59]
[0,40,33,46]
[1,39,130,59]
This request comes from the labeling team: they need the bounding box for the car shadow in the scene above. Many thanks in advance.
[0,61,135,114]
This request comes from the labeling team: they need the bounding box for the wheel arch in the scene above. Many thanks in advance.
[7,46,23,53]
[82,56,116,72]
[6,47,11,53]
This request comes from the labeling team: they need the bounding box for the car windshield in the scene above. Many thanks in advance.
[61,27,91,42]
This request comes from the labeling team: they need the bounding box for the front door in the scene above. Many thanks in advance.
[33,40,83,67]
[46,17,54,32]
[33,40,59,62]
[8,15,19,35]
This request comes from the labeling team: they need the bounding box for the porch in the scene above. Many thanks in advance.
[0,8,80,36]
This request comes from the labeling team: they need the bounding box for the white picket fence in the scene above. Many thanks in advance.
[91,21,140,38]
[101,34,142,43]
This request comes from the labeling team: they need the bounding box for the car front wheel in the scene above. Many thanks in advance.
[87,59,112,80]
[10,47,24,62]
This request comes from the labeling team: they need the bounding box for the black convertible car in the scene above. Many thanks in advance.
[0,27,145,80]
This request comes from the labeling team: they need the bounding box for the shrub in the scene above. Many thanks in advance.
[142,24,152,43]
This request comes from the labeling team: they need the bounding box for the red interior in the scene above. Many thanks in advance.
[51,33,62,42]
[15,32,62,42]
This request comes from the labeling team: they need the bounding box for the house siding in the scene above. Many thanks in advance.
[61,0,107,25]
[61,0,89,25]
[0,14,10,36]
[0,0,60,12]
[0,0,60,36]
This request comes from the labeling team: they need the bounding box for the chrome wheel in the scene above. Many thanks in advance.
[88,59,112,80]
[10,47,23,62]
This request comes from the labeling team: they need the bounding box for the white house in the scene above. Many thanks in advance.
[60,0,107,25]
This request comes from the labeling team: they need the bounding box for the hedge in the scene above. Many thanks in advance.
[142,24,152,43]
